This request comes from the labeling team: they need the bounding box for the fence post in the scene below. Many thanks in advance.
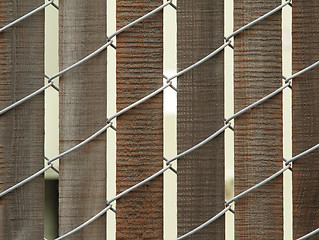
[292,2,319,238]
[177,1,225,238]
[0,1,44,238]
[116,0,164,239]
[234,0,283,239]
[58,1,107,238]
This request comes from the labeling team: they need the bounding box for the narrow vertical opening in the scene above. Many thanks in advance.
[163,0,177,239]
[106,0,117,239]
[224,0,234,239]
[44,1,59,238]
[282,0,293,239]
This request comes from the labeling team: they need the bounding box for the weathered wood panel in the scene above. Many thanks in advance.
[0,0,44,238]
[292,2,319,239]
[59,1,107,239]
[177,1,225,239]
[234,0,283,239]
[116,0,163,239]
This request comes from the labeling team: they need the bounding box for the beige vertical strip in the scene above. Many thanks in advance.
[116,0,163,239]
[0,0,44,238]
[234,0,283,238]
[45,0,59,180]
[177,1,225,239]
[163,0,177,239]
[106,0,116,239]
[59,0,107,239]
[292,1,319,239]
[282,0,292,239]
[225,0,234,239]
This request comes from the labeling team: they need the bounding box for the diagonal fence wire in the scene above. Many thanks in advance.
[107,0,175,41]
[0,0,175,117]
[55,205,113,240]
[0,0,290,117]
[0,122,113,197]
[225,0,291,41]
[171,1,319,238]
[0,20,230,199]
[1,0,316,236]
[0,164,52,198]
[297,228,319,240]
[1,0,318,239]
[176,206,231,240]
[0,0,57,33]
[55,125,229,238]
[224,58,318,124]
[165,123,231,165]
[285,143,319,166]
[55,165,173,240]
[172,60,319,239]
[55,138,318,239]
[55,55,319,239]
[172,2,319,236]
[176,143,319,239]
[0,40,113,116]
[225,165,291,207]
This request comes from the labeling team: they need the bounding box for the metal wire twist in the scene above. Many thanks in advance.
[1,0,318,239]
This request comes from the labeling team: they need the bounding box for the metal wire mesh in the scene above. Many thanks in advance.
[0,0,318,239]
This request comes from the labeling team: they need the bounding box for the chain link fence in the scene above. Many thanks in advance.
[0,0,318,239]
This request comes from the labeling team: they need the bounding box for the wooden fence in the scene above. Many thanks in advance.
[0,0,318,239]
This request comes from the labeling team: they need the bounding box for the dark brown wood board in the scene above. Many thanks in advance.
[116,0,163,239]
[59,1,107,239]
[177,1,225,239]
[292,1,319,239]
[0,1,44,238]
[0,0,44,239]
[234,0,283,239]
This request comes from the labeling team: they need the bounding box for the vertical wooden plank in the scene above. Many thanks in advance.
[59,1,107,239]
[234,0,283,239]
[0,1,44,239]
[116,0,163,239]
[177,1,225,239]
[292,2,319,238]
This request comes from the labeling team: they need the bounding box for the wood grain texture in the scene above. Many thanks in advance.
[234,0,283,239]
[177,1,225,239]
[116,0,163,239]
[59,1,107,239]
[292,2,319,239]
[0,1,44,238]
